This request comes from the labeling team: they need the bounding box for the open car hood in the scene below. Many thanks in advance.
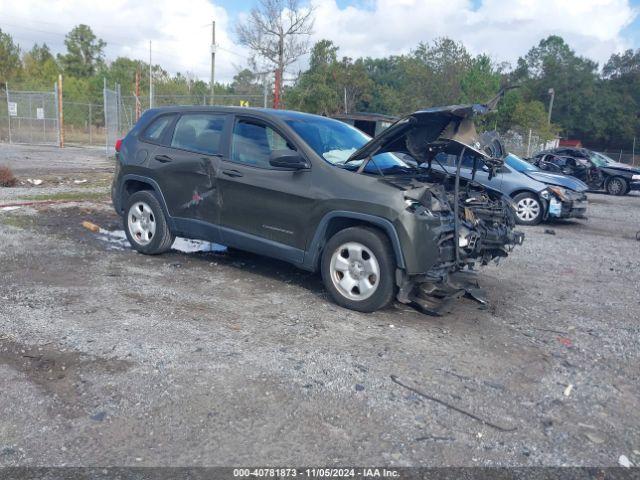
[347,98,504,165]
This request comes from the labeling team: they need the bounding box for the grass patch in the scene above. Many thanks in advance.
[0,215,35,229]
[24,190,110,203]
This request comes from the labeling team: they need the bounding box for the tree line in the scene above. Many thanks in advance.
[1,21,640,150]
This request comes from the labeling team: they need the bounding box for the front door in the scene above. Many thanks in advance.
[217,116,314,255]
[153,113,229,231]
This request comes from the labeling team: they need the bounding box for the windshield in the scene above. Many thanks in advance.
[589,151,615,166]
[286,117,411,174]
[505,153,540,172]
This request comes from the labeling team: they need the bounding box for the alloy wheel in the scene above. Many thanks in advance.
[608,178,623,195]
[329,242,380,301]
[127,201,156,246]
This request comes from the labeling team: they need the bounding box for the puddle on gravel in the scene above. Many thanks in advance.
[96,228,227,254]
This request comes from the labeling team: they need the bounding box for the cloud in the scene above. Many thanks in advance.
[310,0,638,67]
[0,0,637,84]
[0,0,250,82]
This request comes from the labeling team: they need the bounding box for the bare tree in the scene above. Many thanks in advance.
[236,0,314,108]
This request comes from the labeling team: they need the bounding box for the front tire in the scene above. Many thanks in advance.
[606,176,628,196]
[513,192,543,225]
[123,190,175,254]
[321,227,396,313]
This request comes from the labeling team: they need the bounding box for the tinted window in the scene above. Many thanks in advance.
[171,114,225,155]
[142,115,174,143]
[231,120,295,168]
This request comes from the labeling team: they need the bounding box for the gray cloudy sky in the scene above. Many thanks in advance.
[0,0,638,82]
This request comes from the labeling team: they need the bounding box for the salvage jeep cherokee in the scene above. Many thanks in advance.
[112,101,523,313]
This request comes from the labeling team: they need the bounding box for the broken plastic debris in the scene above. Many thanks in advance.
[544,228,556,235]
[26,178,43,186]
[82,221,101,233]
[74,179,88,184]
[585,432,604,444]
[618,455,633,468]
[563,384,573,397]
[557,336,572,347]
[92,228,227,254]
[1,206,21,212]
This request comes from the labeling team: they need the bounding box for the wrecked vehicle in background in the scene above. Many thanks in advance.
[431,151,589,225]
[530,147,640,196]
[112,97,522,315]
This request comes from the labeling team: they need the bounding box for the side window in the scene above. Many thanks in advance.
[141,115,175,144]
[230,119,295,168]
[171,114,225,155]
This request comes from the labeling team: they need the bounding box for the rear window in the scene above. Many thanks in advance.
[171,114,225,155]
[141,115,175,143]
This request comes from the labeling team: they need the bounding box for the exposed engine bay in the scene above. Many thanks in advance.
[348,97,525,314]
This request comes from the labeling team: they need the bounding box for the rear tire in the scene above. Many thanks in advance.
[606,176,628,196]
[123,190,175,255]
[513,192,543,225]
[321,227,396,313]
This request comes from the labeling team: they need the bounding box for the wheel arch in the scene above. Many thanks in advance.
[510,189,541,201]
[119,175,175,229]
[303,211,405,273]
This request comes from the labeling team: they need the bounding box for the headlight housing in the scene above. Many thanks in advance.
[540,189,550,200]
[547,186,568,201]
[632,174,640,181]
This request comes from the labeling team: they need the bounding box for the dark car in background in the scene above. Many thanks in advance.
[432,152,588,225]
[111,102,522,314]
[531,147,640,195]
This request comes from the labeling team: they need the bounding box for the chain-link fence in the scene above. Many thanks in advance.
[63,101,105,147]
[104,83,122,157]
[500,128,559,159]
[3,86,59,145]
[1,82,271,154]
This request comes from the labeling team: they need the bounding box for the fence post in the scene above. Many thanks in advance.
[6,82,12,144]
[88,103,93,145]
[57,74,64,148]
[103,78,108,156]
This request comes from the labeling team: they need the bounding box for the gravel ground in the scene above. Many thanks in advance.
[0,145,639,467]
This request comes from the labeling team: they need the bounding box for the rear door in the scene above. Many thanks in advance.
[217,116,314,252]
[152,112,229,228]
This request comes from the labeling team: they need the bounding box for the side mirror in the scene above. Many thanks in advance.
[269,150,309,170]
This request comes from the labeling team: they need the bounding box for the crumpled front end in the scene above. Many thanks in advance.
[395,180,524,314]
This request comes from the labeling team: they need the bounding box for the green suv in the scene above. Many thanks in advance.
[112,102,523,313]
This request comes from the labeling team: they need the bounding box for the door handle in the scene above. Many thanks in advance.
[222,169,243,178]
[154,154,173,163]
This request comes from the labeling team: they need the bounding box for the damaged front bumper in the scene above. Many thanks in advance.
[547,190,588,220]
[396,187,524,315]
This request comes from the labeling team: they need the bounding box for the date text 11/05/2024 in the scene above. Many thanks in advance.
[233,468,400,478]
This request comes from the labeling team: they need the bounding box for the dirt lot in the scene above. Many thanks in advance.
[1,144,639,467]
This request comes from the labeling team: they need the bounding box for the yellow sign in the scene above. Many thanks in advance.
[240,100,250,107]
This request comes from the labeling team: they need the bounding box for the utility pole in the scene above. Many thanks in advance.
[149,40,153,109]
[210,21,216,106]
[547,88,555,125]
